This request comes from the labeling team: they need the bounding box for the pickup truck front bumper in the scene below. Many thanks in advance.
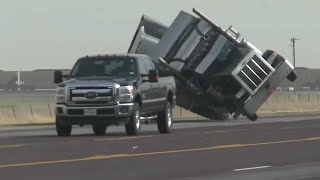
[55,103,135,125]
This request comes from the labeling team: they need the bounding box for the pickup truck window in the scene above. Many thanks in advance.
[142,57,155,72]
[70,58,138,78]
[137,59,148,75]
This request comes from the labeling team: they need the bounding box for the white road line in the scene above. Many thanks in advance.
[280,126,301,130]
[94,135,152,141]
[233,166,271,172]
[203,129,246,134]
[0,144,28,149]
[181,132,202,135]
[280,126,318,130]
[180,129,246,135]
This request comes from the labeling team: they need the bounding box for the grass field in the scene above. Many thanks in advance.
[0,91,319,125]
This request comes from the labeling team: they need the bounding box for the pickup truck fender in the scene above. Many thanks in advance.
[162,77,177,108]
[133,89,143,107]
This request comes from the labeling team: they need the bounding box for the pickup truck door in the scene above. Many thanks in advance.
[143,57,167,112]
[137,59,153,113]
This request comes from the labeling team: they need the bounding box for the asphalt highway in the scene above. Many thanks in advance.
[1,115,320,180]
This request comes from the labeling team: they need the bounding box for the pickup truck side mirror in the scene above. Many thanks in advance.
[54,71,63,84]
[148,69,159,82]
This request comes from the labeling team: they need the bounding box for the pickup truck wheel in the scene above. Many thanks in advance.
[157,102,172,134]
[125,102,141,136]
[92,124,107,136]
[56,117,72,137]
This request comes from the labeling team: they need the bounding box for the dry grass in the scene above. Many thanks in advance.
[0,92,320,125]
[0,114,54,126]
[258,92,320,114]
[0,104,54,125]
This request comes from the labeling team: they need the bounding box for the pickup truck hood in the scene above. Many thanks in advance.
[58,77,138,87]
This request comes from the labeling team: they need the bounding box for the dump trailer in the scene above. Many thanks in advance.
[128,8,297,121]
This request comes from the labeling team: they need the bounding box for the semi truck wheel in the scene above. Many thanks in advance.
[247,113,258,121]
[157,102,172,134]
[56,117,72,137]
[92,124,107,136]
[287,71,297,82]
[214,113,229,121]
[263,50,296,82]
[262,50,283,68]
[262,50,274,60]
[125,102,141,136]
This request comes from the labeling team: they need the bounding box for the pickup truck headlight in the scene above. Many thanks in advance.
[56,87,65,103]
[119,86,133,103]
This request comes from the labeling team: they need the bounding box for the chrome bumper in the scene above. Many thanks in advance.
[242,59,294,117]
[55,103,135,117]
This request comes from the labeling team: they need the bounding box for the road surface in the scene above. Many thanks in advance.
[1,115,320,180]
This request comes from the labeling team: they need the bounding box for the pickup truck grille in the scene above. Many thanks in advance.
[68,86,114,104]
[67,109,115,115]
[234,55,274,94]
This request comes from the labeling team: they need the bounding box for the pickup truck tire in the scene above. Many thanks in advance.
[157,102,172,134]
[92,124,107,136]
[125,102,141,136]
[56,117,72,137]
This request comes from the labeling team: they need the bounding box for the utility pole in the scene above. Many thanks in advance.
[290,37,300,91]
[290,37,300,68]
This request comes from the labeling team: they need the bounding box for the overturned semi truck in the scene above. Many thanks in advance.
[127,8,297,121]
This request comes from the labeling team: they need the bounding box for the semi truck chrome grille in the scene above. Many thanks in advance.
[68,86,114,104]
[232,53,275,95]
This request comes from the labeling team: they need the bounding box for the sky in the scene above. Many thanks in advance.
[0,0,318,71]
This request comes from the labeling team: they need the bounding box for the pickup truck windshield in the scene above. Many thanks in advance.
[70,57,138,78]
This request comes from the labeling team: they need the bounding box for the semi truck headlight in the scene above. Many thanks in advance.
[119,86,133,103]
[56,87,65,103]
